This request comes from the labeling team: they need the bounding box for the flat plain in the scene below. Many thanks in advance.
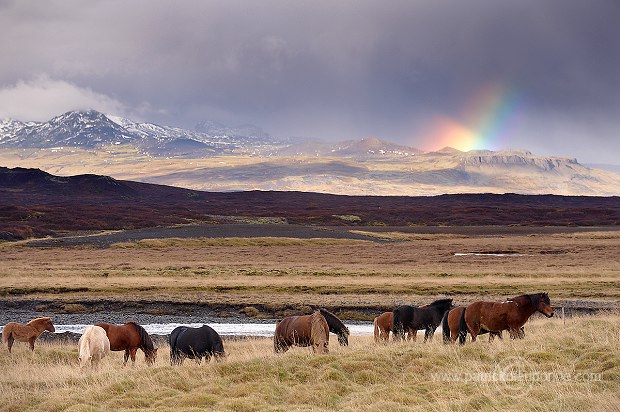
[1,228,619,411]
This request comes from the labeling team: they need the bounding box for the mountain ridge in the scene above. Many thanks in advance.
[1,110,620,196]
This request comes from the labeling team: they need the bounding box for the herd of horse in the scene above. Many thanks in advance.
[1,293,554,367]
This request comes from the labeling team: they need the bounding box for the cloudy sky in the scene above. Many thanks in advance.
[1,0,619,163]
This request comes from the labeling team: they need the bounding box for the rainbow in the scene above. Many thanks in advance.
[420,82,523,152]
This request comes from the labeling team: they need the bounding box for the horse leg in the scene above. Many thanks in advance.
[408,329,417,342]
[424,327,436,343]
[130,348,138,365]
[6,334,14,353]
[469,324,481,343]
[123,349,130,366]
[508,328,521,339]
[28,337,36,351]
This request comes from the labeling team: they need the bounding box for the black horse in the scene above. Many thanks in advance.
[393,298,453,342]
[169,325,225,365]
[319,308,350,346]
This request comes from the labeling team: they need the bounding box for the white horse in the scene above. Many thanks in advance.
[78,325,110,369]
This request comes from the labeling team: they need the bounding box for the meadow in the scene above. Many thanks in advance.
[1,231,619,314]
[1,229,619,410]
[0,315,618,411]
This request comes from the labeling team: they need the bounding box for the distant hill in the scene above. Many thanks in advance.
[1,167,619,240]
[2,110,620,196]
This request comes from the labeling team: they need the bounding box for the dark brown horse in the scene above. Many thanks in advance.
[319,308,349,346]
[458,292,553,344]
[274,311,329,354]
[393,299,453,342]
[374,312,417,342]
[2,317,55,352]
[441,306,524,344]
[95,322,157,365]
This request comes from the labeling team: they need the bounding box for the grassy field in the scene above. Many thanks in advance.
[1,231,619,315]
[0,315,618,411]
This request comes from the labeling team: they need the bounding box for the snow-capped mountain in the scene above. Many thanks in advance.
[0,110,282,154]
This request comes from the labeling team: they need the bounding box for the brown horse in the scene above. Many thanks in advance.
[373,312,417,342]
[274,311,329,354]
[2,317,55,352]
[458,292,553,344]
[441,306,523,343]
[95,322,157,365]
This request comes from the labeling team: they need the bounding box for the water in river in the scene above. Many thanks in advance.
[53,322,378,337]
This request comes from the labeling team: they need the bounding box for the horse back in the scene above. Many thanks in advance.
[465,301,518,332]
[275,315,312,346]
[173,325,224,356]
[94,323,136,350]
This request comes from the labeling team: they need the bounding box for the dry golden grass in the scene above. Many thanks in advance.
[1,231,619,308]
[1,315,618,411]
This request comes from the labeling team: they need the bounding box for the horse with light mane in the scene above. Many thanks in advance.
[2,317,55,352]
[274,310,329,354]
[458,292,553,345]
[78,326,110,369]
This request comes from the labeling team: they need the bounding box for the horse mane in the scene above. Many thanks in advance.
[128,322,155,353]
[28,317,53,332]
[318,308,349,335]
[310,311,329,346]
[427,298,453,307]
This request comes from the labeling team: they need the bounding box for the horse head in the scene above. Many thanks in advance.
[33,317,55,333]
[44,318,56,333]
[145,347,158,365]
[78,353,93,369]
[534,292,554,318]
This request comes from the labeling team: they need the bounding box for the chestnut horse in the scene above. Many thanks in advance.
[274,311,329,354]
[458,292,553,344]
[441,306,524,344]
[95,322,157,365]
[2,317,55,352]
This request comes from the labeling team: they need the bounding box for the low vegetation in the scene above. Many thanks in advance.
[1,315,618,411]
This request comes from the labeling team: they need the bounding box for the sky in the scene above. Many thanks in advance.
[1,0,619,164]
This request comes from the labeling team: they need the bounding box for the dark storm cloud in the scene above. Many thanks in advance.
[1,0,619,162]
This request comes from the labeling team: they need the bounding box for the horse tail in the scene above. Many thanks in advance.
[458,306,468,345]
[2,323,14,343]
[441,310,450,344]
[310,311,329,354]
[373,317,380,343]
[392,308,402,341]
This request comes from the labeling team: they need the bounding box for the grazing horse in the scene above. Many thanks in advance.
[78,326,110,369]
[393,299,453,342]
[2,317,55,352]
[274,310,330,354]
[374,312,416,342]
[95,322,157,366]
[374,312,393,342]
[441,306,524,344]
[458,292,553,345]
[169,325,225,365]
[319,308,350,346]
